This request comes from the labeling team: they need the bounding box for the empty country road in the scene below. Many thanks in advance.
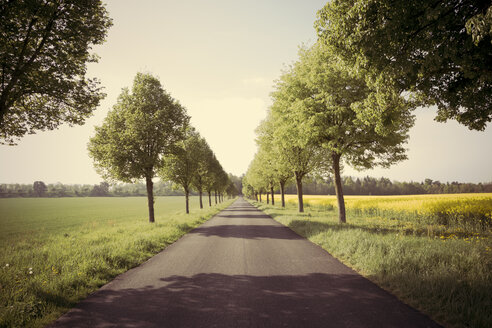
[51,197,440,328]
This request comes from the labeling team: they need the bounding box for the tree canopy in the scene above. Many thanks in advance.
[160,127,203,214]
[294,43,415,222]
[0,0,112,144]
[247,41,414,221]
[88,73,188,222]
[316,0,492,130]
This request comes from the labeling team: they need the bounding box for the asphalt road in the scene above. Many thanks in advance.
[50,197,440,327]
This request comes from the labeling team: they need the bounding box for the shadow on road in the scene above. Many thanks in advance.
[191,224,304,240]
[50,272,440,328]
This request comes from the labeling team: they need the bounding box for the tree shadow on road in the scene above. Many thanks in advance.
[191,224,305,240]
[49,272,441,328]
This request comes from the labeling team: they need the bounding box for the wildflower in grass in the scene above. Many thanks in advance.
[5,263,9,267]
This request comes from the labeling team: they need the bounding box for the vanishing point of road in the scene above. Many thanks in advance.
[51,197,440,327]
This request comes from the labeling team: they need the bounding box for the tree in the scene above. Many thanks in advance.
[256,115,292,207]
[213,169,229,204]
[225,180,239,198]
[191,137,214,209]
[160,127,202,214]
[0,1,112,144]
[316,0,492,130]
[203,154,221,207]
[88,73,188,222]
[256,149,276,205]
[289,42,414,222]
[244,154,269,204]
[32,180,46,197]
[269,66,328,213]
[90,181,109,196]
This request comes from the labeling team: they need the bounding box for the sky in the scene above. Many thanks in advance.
[0,0,491,185]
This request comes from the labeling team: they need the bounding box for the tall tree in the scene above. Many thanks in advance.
[160,127,202,214]
[191,137,214,209]
[32,180,46,197]
[316,0,492,130]
[203,154,221,207]
[291,43,415,223]
[256,149,276,205]
[256,115,292,207]
[244,154,269,203]
[269,67,327,213]
[214,169,229,203]
[0,0,112,144]
[88,73,188,222]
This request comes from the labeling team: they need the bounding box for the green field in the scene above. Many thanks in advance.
[0,196,234,327]
[253,194,492,328]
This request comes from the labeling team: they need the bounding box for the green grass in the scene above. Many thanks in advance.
[250,198,491,328]
[0,196,235,327]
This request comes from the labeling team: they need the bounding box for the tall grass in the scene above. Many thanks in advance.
[254,194,492,328]
[0,196,235,327]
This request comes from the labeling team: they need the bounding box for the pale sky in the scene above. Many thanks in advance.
[0,0,491,185]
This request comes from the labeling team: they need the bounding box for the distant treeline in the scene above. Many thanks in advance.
[0,181,197,198]
[282,176,492,195]
[1,176,490,198]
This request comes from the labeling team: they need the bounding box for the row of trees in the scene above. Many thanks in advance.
[244,41,414,223]
[244,0,491,224]
[3,175,490,198]
[88,73,238,222]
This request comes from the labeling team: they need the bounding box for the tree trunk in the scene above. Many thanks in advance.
[214,190,217,204]
[332,152,346,223]
[255,192,258,201]
[295,172,304,213]
[259,192,262,202]
[267,192,270,204]
[185,189,190,214]
[271,186,275,205]
[280,181,285,207]
[208,191,212,207]
[199,190,203,209]
[145,175,155,223]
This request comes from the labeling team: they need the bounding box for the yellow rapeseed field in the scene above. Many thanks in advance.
[284,193,492,232]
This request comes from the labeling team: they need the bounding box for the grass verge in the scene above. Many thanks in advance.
[249,199,491,328]
[0,197,236,327]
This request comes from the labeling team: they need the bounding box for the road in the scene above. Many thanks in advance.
[51,197,440,327]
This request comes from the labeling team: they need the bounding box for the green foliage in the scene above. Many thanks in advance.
[243,154,269,195]
[252,199,492,328]
[0,197,235,327]
[190,135,214,195]
[32,181,47,197]
[160,128,201,193]
[0,0,113,144]
[253,42,413,219]
[293,42,415,171]
[316,0,492,130]
[202,154,222,195]
[255,116,292,188]
[88,73,189,183]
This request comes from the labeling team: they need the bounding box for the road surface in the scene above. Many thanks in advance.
[51,197,440,327]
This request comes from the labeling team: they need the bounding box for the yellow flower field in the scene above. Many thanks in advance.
[284,193,492,232]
